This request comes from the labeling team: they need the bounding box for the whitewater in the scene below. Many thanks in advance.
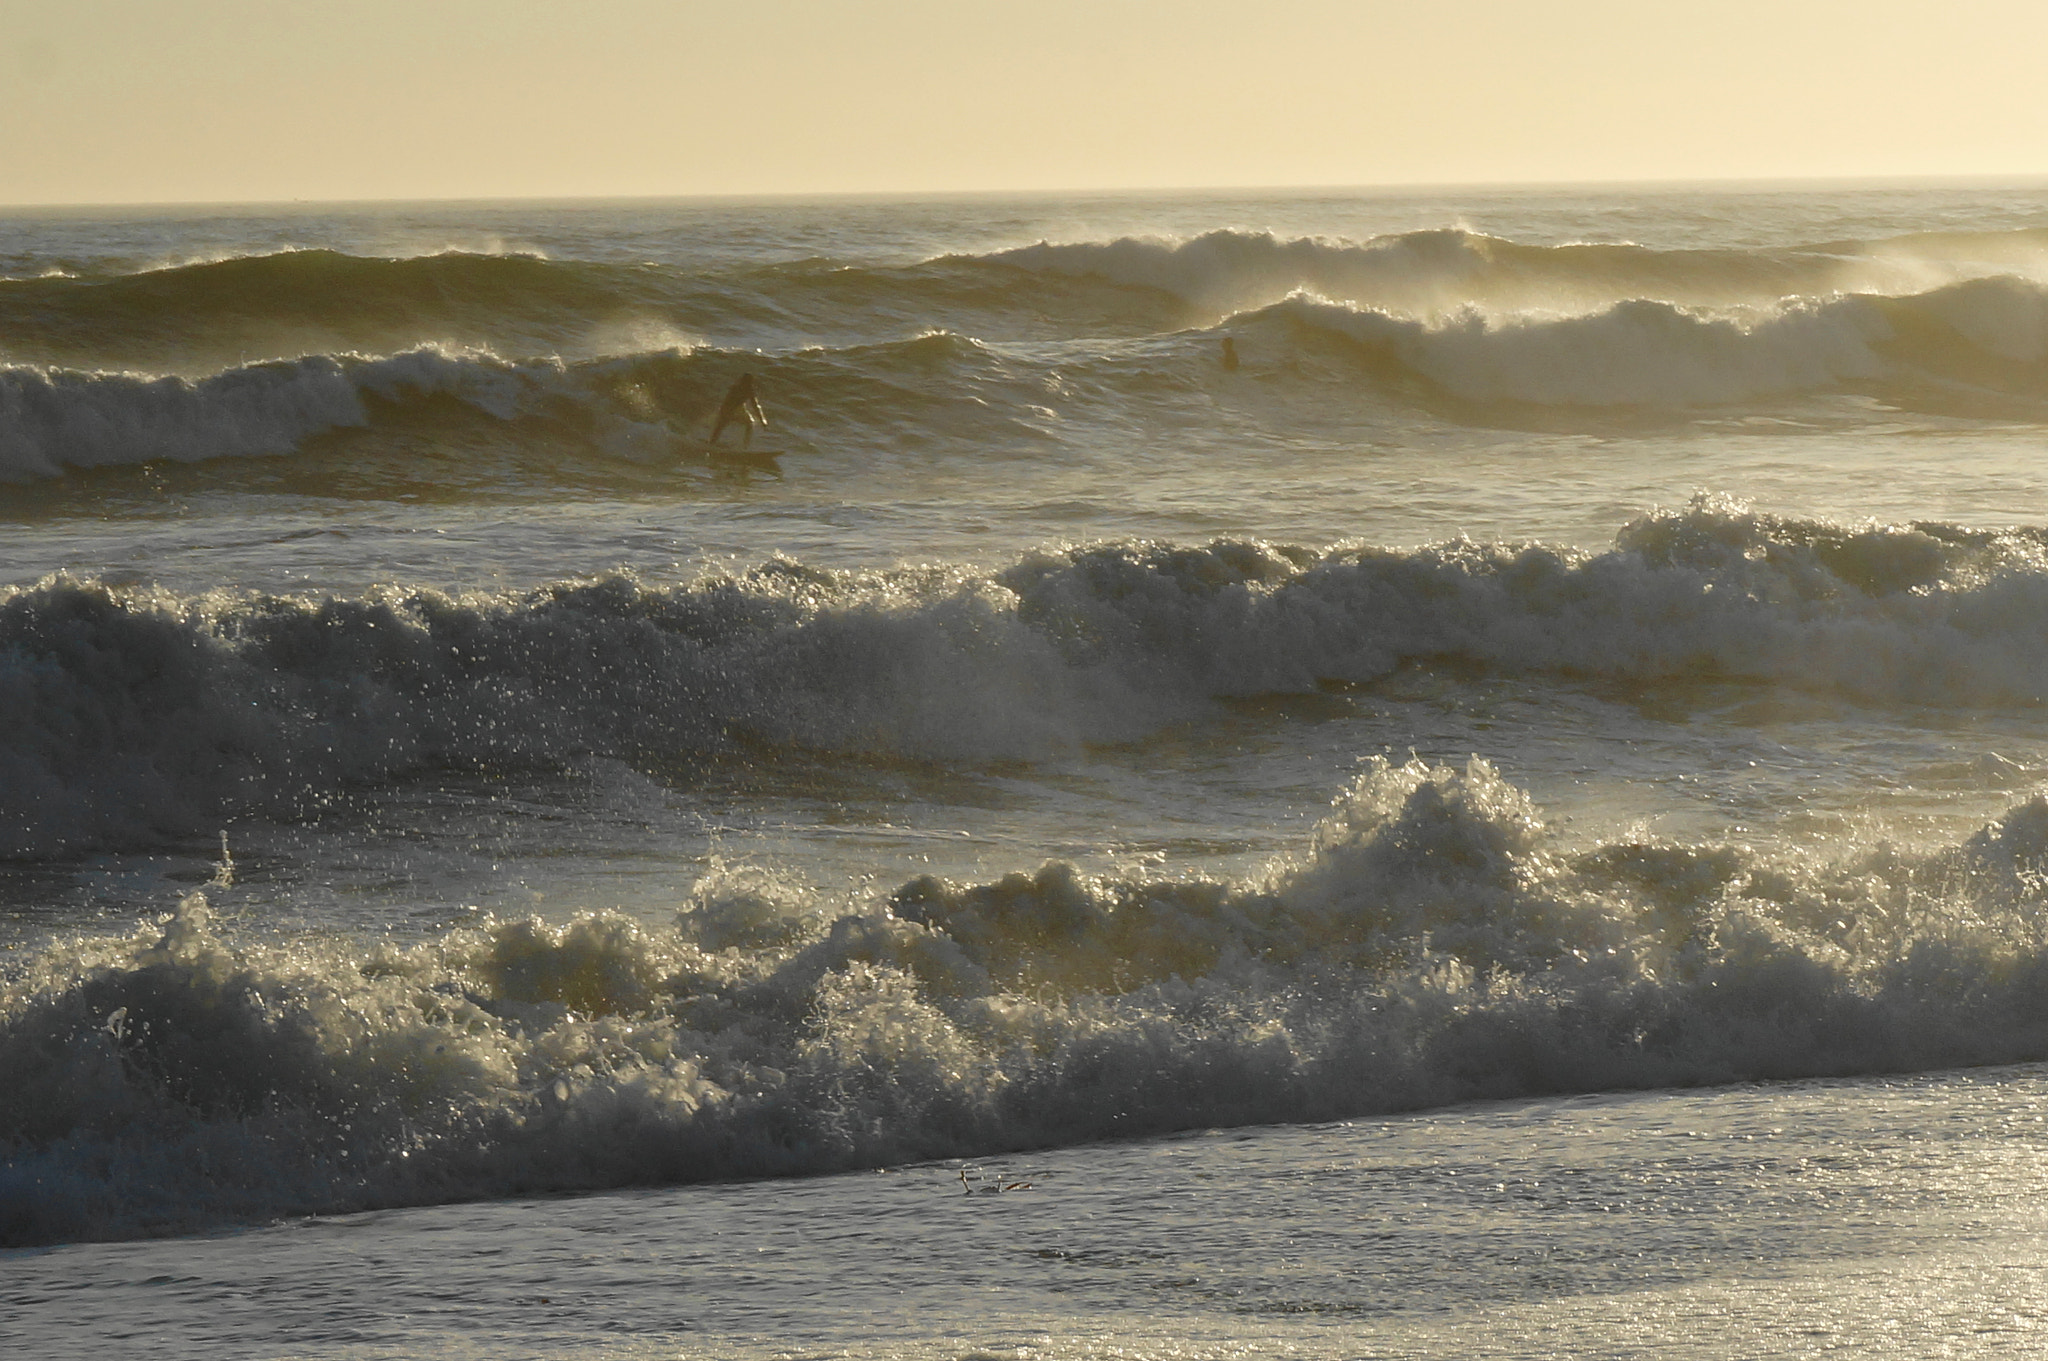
[8,182,2048,1359]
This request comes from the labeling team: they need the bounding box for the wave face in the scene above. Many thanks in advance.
[9,755,2048,1246]
[0,250,655,371]
[0,246,1182,376]
[6,500,2048,859]
[0,349,534,478]
[0,332,1059,481]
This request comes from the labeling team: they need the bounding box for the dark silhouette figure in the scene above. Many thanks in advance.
[1221,337,1240,372]
[708,373,767,446]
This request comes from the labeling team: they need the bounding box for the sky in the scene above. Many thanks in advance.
[3,0,2046,206]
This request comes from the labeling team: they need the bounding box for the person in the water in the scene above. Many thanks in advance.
[1221,337,1240,372]
[708,373,767,446]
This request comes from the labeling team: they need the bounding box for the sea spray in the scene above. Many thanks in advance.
[994,226,2048,321]
[1231,278,2048,410]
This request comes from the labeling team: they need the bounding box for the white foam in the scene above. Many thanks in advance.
[996,228,1524,321]
[0,348,560,480]
[1298,293,1889,405]
[11,505,2048,856]
[10,759,2048,1246]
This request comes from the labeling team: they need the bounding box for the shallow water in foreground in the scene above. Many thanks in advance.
[10,1064,2048,1360]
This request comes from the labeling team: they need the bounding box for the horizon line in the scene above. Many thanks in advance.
[6,170,2048,215]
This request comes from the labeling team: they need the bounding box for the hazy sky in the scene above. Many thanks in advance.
[3,0,2044,205]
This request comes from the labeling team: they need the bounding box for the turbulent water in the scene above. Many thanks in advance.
[8,183,2048,1356]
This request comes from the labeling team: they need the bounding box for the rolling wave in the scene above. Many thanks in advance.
[0,249,655,370]
[9,224,2048,363]
[8,755,2048,1245]
[6,501,2048,858]
[993,225,2048,320]
[15,263,2048,484]
[1242,272,2048,410]
[0,330,1067,482]
[0,246,1186,373]
[9,228,2048,440]
[0,348,530,478]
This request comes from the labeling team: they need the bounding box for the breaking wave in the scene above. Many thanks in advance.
[0,348,535,478]
[9,755,2048,1246]
[993,225,2048,320]
[16,271,2048,483]
[1245,273,2048,410]
[11,226,2048,474]
[0,331,1057,481]
[8,500,2048,857]
[21,226,2048,374]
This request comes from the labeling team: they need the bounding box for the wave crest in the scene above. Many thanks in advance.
[0,249,637,367]
[993,224,2048,322]
[0,348,539,478]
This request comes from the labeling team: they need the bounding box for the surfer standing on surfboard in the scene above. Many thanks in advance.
[708,373,767,447]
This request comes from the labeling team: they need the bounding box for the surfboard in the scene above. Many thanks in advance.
[677,441,783,472]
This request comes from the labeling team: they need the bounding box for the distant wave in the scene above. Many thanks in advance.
[1240,272,2048,410]
[9,755,2048,1244]
[14,233,2048,412]
[19,262,2048,483]
[991,225,2048,320]
[0,247,1186,371]
[0,249,654,368]
[7,500,2048,858]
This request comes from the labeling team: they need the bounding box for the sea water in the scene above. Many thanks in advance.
[6,183,2048,1356]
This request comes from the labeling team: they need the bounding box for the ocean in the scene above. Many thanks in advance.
[6,182,2048,1357]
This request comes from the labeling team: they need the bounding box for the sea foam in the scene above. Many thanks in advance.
[8,757,2048,1246]
[7,502,2048,857]
[0,349,538,479]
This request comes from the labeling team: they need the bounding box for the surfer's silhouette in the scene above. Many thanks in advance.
[1221,337,1240,372]
[708,373,767,447]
